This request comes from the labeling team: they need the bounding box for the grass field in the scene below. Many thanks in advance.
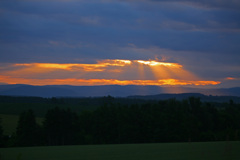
[0,114,44,135]
[0,141,240,160]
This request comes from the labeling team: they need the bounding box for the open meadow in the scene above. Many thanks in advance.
[1,141,240,160]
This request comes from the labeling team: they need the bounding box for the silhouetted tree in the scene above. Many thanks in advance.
[15,110,41,146]
[0,117,4,147]
[44,107,78,145]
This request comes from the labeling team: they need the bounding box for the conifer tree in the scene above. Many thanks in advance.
[0,117,4,147]
[16,110,41,146]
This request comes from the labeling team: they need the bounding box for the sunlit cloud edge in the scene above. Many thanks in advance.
[0,75,220,86]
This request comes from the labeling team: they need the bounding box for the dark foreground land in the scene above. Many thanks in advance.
[1,95,240,147]
[1,141,240,160]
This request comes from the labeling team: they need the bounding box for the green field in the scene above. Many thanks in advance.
[0,141,240,160]
[0,114,43,135]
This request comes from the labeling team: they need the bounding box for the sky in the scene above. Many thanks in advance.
[0,0,240,88]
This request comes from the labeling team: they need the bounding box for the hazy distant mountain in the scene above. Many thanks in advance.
[0,84,240,98]
[0,85,77,97]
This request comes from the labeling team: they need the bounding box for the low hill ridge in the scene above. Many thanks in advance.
[0,84,239,98]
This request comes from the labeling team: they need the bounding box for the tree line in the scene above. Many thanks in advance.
[1,97,240,147]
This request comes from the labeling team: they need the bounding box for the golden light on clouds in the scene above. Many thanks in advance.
[0,76,220,86]
[14,59,132,72]
[136,60,182,68]
[0,59,221,86]
[225,77,237,80]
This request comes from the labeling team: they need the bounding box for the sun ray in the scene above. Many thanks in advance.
[136,62,146,80]
[150,66,172,79]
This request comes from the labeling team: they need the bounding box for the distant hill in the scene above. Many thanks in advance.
[0,84,240,98]
[0,85,77,97]
[128,93,240,103]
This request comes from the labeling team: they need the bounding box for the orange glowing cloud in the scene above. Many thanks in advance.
[0,59,221,86]
[13,59,182,72]
[226,77,236,80]
[135,60,182,68]
[0,75,220,86]
[14,59,132,72]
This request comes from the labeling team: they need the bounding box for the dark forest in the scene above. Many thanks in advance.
[0,96,240,147]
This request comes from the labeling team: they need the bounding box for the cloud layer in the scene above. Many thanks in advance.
[0,0,239,87]
[0,60,220,86]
